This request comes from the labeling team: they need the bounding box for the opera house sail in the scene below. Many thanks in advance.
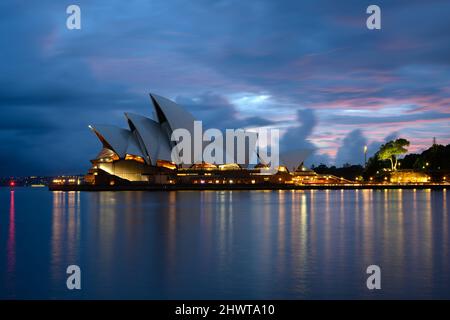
[81,93,289,187]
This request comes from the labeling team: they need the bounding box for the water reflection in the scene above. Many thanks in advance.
[56,189,450,298]
[7,191,15,278]
[51,191,80,287]
[166,191,177,277]
[2,188,448,299]
[277,191,286,275]
[444,190,448,261]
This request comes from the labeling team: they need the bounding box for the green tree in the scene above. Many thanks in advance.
[378,138,410,171]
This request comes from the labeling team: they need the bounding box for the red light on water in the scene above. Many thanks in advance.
[9,181,15,187]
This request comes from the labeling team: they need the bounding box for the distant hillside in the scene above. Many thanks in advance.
[365,143,450,181]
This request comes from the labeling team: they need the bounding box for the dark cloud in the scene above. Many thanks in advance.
[0,0,449,175]
[334,130,402,167]
[175,92,275,130]
[280,109,316,152]
[279,109,318,168]
[335,129,368,166]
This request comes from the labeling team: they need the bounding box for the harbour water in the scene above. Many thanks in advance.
[0,188,449,299]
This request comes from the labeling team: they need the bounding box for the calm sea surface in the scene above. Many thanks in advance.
[0,187,449,299]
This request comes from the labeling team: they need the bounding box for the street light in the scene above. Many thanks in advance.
[364,145,368,168]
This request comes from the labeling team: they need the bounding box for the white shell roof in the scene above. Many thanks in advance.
[150,93,195,134]
[150,93,197,164]
[125,113,172,164]
[89,124,144,159]
[89,94,262,166]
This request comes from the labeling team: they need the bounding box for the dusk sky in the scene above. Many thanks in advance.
[1,0,450,176]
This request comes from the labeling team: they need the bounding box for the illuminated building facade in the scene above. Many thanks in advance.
[388,170,430,183]
[70,94,358,188]
[83,93,282,186]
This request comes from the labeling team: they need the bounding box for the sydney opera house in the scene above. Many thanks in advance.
[48,93,441,191]
[81,93,298,188]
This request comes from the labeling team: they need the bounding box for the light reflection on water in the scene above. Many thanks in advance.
[6,191,15,290]
[0,188,449,299]
[51,191,81,290]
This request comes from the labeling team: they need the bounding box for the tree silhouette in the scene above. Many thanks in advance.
[378,138,410,171]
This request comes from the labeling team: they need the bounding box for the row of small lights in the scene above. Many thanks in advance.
[52,178,80,185]
[188,179,258,184]
[368,176,447,181]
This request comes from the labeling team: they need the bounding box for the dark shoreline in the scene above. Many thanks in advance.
[47,183,449,192]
